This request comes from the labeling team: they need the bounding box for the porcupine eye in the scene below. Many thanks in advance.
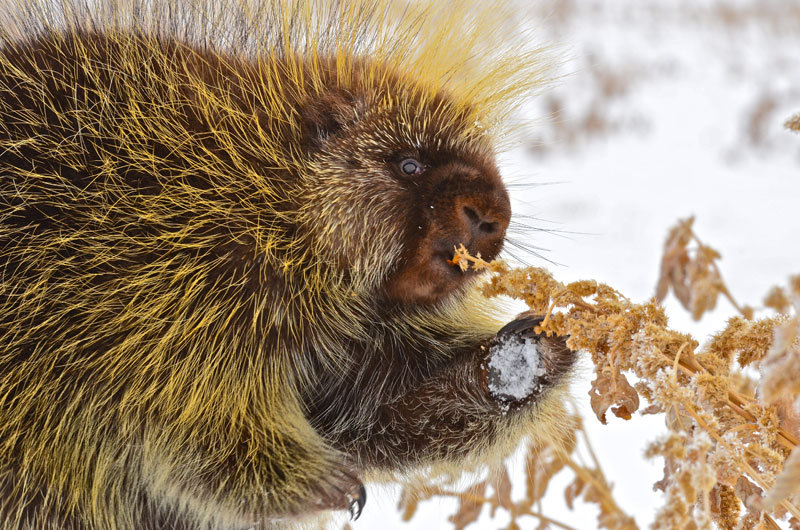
[400,158,424,176]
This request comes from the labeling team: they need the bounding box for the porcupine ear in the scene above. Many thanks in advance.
[300,89,364,151]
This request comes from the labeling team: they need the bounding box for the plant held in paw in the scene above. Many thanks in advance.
[0,0,570,529]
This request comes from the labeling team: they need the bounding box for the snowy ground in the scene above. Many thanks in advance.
[350,1,800,528]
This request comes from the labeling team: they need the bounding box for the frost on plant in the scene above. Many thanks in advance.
[390,220,799,530]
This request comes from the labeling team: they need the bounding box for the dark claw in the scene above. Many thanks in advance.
[496,312,542,340]
[348,484,367,520]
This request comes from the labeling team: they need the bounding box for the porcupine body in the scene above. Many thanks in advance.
[0,1,575,528]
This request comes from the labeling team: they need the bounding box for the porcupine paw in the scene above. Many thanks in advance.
[483,312,550,412]
[307,465,366,520]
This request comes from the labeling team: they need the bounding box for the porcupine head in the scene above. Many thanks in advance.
[0,0,576,528]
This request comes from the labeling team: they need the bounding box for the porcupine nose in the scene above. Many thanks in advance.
[461,204,501,236]
[457,197,509,258]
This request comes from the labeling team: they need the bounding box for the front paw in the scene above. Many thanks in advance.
[484,314,546,410]
[307,465,366,520]
[483,313,573,411]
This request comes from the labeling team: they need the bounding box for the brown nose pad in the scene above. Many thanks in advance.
[459,203,506,244]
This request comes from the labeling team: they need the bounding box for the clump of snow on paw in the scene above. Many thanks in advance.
[487,334,546,404]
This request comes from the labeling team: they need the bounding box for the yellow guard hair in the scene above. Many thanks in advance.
[0,0,550,146]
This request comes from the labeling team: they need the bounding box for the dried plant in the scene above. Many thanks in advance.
[387,219,799,530]
[654,216,753,320]
[787,114,800,134]
[395,412,636,530]
[524,3,800,160]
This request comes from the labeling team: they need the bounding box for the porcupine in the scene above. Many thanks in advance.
[0,0,576,528]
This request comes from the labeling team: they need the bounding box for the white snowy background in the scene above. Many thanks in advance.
[349,0,800,528]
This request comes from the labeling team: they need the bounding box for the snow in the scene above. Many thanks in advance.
[350,1,800,529]
[487,334,545,405]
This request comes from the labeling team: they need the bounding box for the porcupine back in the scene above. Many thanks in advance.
[0,0,551,528]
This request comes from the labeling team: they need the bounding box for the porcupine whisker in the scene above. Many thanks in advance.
[502,237,561,266]
[506,221,573,238]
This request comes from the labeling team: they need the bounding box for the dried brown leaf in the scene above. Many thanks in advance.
[524,446,564,505]
[397,486,420,522]
[589,374,616,425]
[656,217,694,305]
[654,271,671,305]
[581,468,606,506]
[671,267,693,308]
[397,482,439,522]
[448,481,486,530]
[735,476,764,515]
[589,372,640,423]
[654,217,746,321]
[564,475,585,510]
[611,374,640,420]
[665,403,694,433]
[489,465,514,515]
[690,274,721,321]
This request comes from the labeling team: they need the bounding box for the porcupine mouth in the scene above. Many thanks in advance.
[384,234,502,305]
[435,241,491,288]
[436,249,469,277]
[436,236,498,277]
[424,251,479,301]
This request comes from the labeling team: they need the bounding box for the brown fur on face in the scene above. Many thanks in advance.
[384,160,511,305]
[298,74,512,306]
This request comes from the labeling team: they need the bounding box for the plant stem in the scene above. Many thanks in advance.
[432,489,580,530]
